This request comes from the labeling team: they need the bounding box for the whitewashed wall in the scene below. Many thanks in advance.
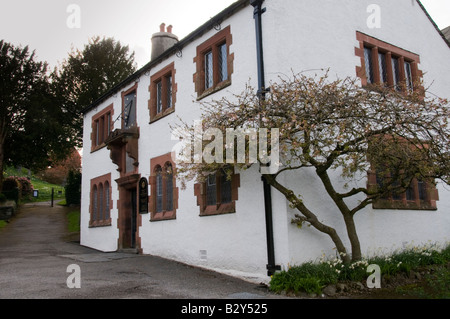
[81,0,450,281]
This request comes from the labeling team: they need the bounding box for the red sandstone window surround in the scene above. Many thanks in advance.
[122,83,138,129]
[91,104,114,152]
[149,153,179,221]
[90,173,112,227]
[193,25,234,99]
[355,31,423,92]
[194,170,240,217]
[149,62,177,123]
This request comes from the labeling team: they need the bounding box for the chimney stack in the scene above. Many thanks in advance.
[151,23,178,60]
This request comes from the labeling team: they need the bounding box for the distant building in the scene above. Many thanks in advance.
[81,0,450,282]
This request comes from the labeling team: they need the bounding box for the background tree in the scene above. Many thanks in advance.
[0,40,74,188]
[52,36,137,145]
[175,71,450,264]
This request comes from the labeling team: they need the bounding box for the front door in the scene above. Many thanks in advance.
[116,175,141,252]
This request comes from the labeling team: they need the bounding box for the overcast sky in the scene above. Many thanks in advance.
[0,0,449,70]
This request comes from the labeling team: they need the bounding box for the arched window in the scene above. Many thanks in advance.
[90,174,112,227]
[150,154,178,221]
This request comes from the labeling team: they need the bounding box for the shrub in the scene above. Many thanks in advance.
[65,170,81,206]
[0,193,6,203]
[1,177,20,202]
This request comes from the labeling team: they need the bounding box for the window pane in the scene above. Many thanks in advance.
[404,62,413,92]
[406,185,415,201]
[206,174,217,206]
[105,182,110,220]
[106,113,111,136]
[205,51,213,89]
[166,75,173,109]
[218,43,228,82]
[93,186,98,221]
[156,167,163,213]
[124,92,137,129]
[418,180,426,201]
[98,184,103,221]
[378,52,388,85]
[221,173,232,204]
[156,81,163,114]
[364,47,374,84]
[166,164,173,211]
[95,120,100,146]
[392,57,401,91]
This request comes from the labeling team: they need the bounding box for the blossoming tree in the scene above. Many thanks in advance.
[174,72,450,264]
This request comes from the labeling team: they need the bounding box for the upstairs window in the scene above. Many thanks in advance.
[121,83,138,129]
[356,32,423,93]
[194,26,234,99]
[149,62,176,123]
[91,104,114,152]
[123,91,137,129]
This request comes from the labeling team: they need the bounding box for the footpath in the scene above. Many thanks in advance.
[0,202,278,299]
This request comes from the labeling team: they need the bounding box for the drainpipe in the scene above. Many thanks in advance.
[250,0,280,277]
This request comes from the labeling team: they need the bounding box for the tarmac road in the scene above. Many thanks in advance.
[0,202,280,300]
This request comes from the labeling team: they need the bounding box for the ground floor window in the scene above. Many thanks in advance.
[90,173,112,227]
[149,153,178,221]
[194,169,240,217]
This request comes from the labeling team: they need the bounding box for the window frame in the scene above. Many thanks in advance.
[149,153,178,222]
[193,26,234,100]
[355,32,423,93]
[149,62,177,123]
[89,173,113,227]
[194,170,240,217]
[121,83,138,130]
[91,104,114,152]
[367,169,439,211]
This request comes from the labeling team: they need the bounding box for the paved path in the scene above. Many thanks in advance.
[0,202,280,299]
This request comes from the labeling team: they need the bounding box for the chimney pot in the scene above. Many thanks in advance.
[151,23,178,60]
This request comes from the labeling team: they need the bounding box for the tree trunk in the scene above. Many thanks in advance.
[315,168,363,262]
[0,141,4,190]
[264,174,351,264]
[343,213,362,262]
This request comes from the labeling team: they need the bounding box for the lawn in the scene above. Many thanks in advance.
[3,166,65,203]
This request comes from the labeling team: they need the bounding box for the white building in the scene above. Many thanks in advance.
[81,0,450,282]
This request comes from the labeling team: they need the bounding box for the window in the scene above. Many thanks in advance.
[90,173,112,227]
[91,104,114,152]
[194,169,240,217]
[123,91,137,129]
[356,32,423,92]
[149,62,177,123]
[369,170,439,210]
[149,153,178,221]
[193,26,234,99]
[367,137,439,211]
